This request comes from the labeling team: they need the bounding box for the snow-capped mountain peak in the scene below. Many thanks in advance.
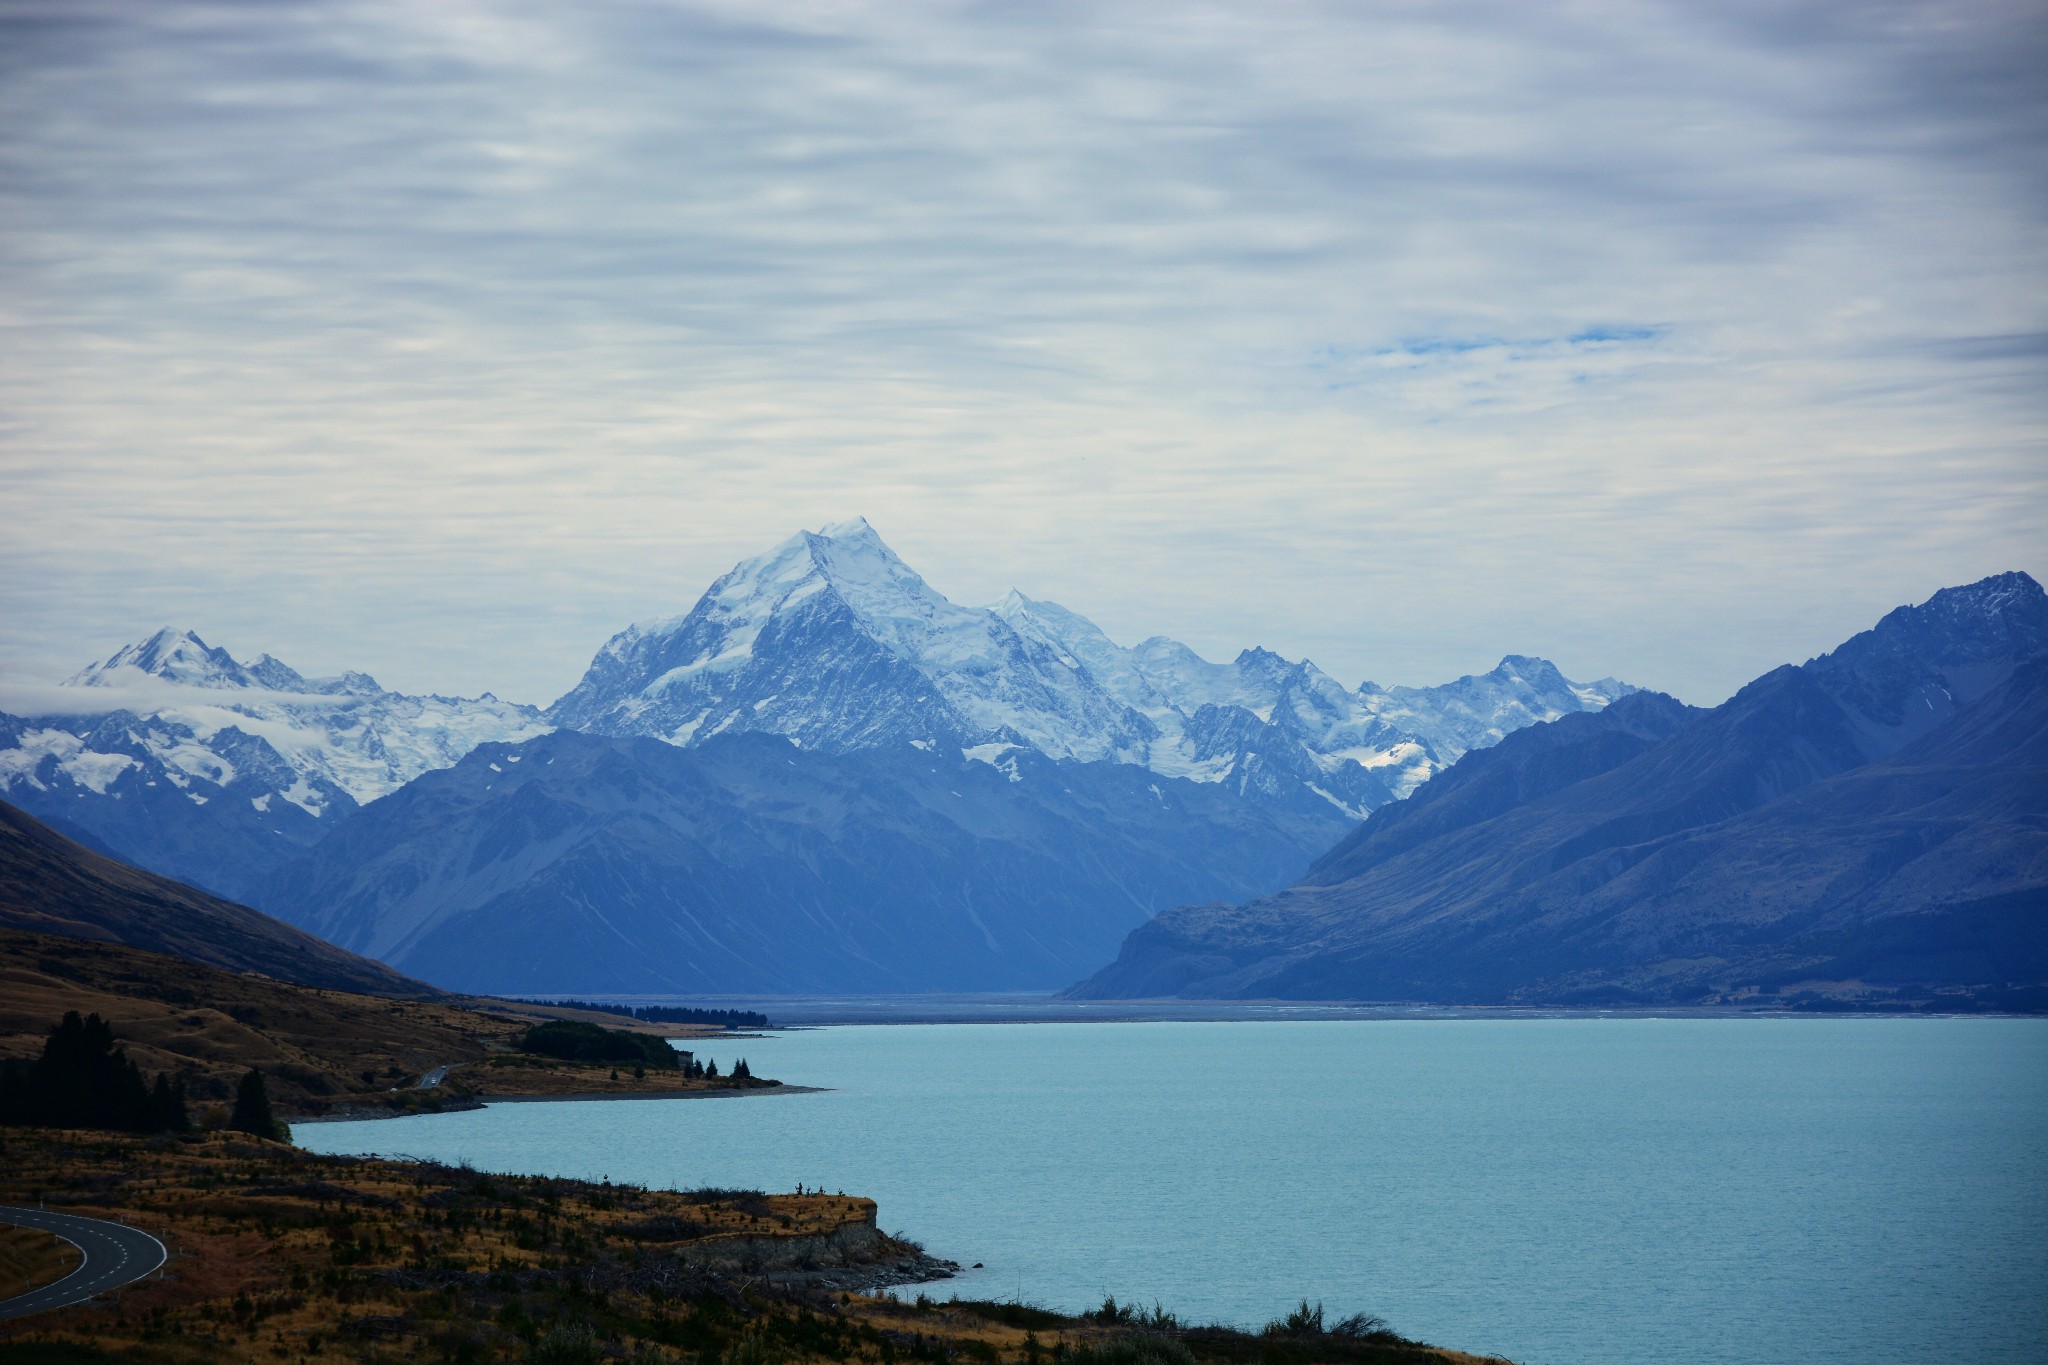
[553,520,1155,758]
[68,628,260,690]
[2,526,1650,903]
[796,519,994,669]
[549,520,1637,820]
[5,630,552,895]
[1362,654,1639,760]
[991,589,1130,682]
[813,514,884,543]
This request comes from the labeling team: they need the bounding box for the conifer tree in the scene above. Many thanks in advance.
[144,1073,189,1133]
[231,1068,279,1140]
[0,1012,187,1133]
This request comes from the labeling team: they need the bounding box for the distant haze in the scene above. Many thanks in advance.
[1,1,2041,707]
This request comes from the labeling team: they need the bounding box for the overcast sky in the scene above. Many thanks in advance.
[1,0,2042,707]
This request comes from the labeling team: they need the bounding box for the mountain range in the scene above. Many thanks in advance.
[0,631,546,899]
[0,520,1627,916]
[1070,572,2048,1007]
[550,518,1633,814]
[5,523,2035,1004]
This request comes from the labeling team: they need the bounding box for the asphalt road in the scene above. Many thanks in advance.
[0,1206,167,1321]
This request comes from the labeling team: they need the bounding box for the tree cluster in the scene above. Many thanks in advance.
[676,1054,749,1080]
[518,1020,680,1070]
[230,1066,286,1140]
[0,1011,188,1134]
[530,1000,771,1029]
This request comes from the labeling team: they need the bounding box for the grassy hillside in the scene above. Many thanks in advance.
[0,929,751,1120]
[0,1222,79,1301]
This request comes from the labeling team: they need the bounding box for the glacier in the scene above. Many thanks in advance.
[549,518,1635,820]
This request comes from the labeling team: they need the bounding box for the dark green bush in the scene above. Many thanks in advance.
[951,1300,1068,1330]
[1263,1301,1324,1337]
[527,1323,604,1365]
[518,1021,680,1069]
[1064,1334,1196,1365]
[1259,1300,1399,1346]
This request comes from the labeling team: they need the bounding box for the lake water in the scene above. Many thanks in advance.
[296,1018,2048,1365]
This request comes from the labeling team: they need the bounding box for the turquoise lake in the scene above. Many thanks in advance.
[295,1018,2048,1365]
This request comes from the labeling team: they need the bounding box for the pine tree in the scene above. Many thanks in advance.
[0,1013,191,1134]
[231,1068,279,1140]
[38,1013,146,1129]
[143,1073,189,1133]
[733,1058,751,1080]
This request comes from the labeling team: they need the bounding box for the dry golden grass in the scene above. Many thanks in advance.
[0,928,524,1114]
[0,1128,1489,1365]
[0,1127,913,1363]
[0,929,746,1119]
[0,1222,81,1300]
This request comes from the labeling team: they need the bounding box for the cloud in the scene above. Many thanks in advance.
[0,679,380,721]
[1307,326,1682,415]
[0,0,2041,706]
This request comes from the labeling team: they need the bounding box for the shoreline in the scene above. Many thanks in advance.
[543,993,2048,1025]
[0,1127,1489,1363]
[479,1083,828,1105]
[290,1082,827,1124]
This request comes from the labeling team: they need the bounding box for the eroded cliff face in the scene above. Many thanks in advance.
[669,1201,958,1290]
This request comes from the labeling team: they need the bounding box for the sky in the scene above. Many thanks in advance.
[1,0,2042,709]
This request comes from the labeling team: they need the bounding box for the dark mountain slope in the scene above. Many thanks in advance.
[1554,658,2048,1000]
[1301,690,1702,887]
[0,797,437,999]
[253,729,1348,994]
[1072,573,2048,1005]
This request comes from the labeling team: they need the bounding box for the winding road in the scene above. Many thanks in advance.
[0,1206,167,1321]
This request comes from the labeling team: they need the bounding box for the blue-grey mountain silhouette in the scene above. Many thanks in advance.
[254,730,1346,993]
[1071,573,2048,1007]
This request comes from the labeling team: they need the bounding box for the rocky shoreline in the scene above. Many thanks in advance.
[770,1247,962,1293]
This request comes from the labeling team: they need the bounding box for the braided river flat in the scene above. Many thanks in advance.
[296,1017,2048,1365]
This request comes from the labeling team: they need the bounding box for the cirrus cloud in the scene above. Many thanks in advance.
[0,0,2041,706]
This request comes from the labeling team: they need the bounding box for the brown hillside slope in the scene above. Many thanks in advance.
[0,796,437,999]
[0,929,767,1118]
[0,927,521,1116]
